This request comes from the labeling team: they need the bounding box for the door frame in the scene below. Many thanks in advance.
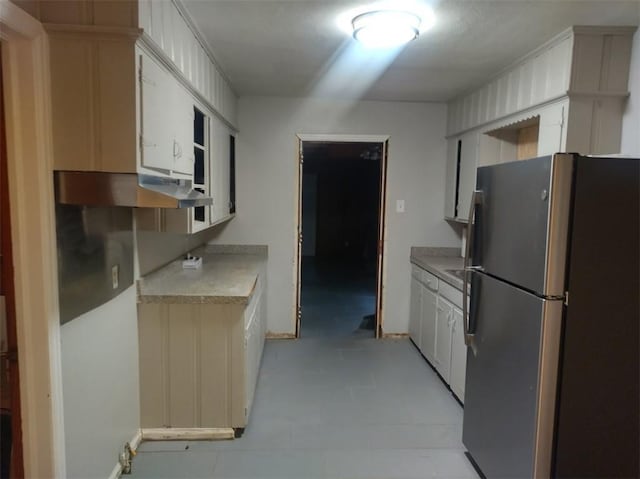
[294,133,390,338]
[1,3,66,477]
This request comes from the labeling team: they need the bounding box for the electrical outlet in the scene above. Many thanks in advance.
[396,199,405,213]
[112,264,119,290]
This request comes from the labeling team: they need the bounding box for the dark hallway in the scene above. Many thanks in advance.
[299,142,382,338]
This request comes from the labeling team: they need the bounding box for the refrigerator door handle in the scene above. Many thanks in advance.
[463,190,483,353]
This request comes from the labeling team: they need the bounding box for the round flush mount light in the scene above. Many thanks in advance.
[352,10,422,48]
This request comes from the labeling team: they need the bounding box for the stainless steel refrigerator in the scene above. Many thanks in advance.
[461,153,639,478]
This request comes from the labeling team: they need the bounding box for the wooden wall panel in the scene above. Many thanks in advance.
[601,35,633,92]
[49,37,94,171]
[96,40,137,173]
[517,125,539,160]
[199,305,233,427]
[571,34,603,92]
[138,303,169,428]
[92,0,137,27]
[167,304,198,427]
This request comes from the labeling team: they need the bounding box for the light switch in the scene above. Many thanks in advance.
[396,200,405,213]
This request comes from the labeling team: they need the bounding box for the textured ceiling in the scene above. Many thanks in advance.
[181,0,640,102]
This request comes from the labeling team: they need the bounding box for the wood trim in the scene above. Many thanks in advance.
[447,94,568,139]
[0,2,42,39]
[0,42,23,479]
[375,140,389,338]
[382,333,410,339]
[293,134,390,339]
[566,89,630,98]
[265,332,296,340]
[296,134,390,143]
[140,427,234,441]
[0,3,66,476]
[42,22,142,38]
[106,429,143,479]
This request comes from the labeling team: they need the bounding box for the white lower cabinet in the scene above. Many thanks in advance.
[419,286,438,365]
[450,306,467,402]
[410,263,468,404]
[434,296,454,383]
[408,268,422,348]
[138,277,265,431]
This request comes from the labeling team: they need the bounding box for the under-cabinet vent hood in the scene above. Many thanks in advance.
[55,171,213,208]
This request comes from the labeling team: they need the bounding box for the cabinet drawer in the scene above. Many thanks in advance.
[439,281,463,308]
[421,270,439,292]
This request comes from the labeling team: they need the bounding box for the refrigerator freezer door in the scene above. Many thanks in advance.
[463,272,563,478]
[473,154,573,297]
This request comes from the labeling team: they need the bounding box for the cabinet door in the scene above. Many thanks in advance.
[140,54,173,171]
[435,296,454,382]
[444,138,459,219]
[171,84,195,175]
[456,132,479,221]
[450,307,467,403]
[420,287,437,364]
[409,274,422,348]
[210,117,231,223]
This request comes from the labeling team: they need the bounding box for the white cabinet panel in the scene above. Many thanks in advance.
[171,84,195,175]
[409,273,422,348]
[211,117,231,222]
[434,296,453,382]
[420,287,437,364]
[140,54,174,171]
[450,307,467,402]
[456,132,478,221]
[138,0,151,33]
[444,138,458,219]
[537,102,566,156]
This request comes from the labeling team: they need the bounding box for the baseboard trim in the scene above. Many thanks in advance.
[140,427,235,441]
[107,429,143,479]
[266,332,296,339]
[382,333,410,339]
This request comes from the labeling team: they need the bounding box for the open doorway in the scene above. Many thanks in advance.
[295,139,388,338]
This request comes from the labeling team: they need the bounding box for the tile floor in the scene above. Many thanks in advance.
[130,259,477,478]
[130,337,479,479]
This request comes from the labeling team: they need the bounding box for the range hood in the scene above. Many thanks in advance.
[55,171,213,208]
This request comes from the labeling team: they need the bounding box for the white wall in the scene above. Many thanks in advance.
[208,97,458,335]
[61,287,139,479]
[621,29,640,156]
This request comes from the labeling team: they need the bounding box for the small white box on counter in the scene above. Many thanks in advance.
[182,256,202,269]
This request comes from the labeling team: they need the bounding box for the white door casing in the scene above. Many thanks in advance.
[0,2,66,476]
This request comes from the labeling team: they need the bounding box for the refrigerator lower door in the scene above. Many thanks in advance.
[463,272,563,478]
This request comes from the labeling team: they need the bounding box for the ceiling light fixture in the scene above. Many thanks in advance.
[352,10,422,48]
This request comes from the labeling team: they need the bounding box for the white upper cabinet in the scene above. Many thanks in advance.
[171,83,196,175]
[444,26,635,223]
[140,54,174,172]
[210,117,232,224]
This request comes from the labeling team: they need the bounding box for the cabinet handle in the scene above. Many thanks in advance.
[173,140,180,158]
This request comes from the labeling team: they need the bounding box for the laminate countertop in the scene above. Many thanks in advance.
[410,247,465,291]
[137,246,267,305]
